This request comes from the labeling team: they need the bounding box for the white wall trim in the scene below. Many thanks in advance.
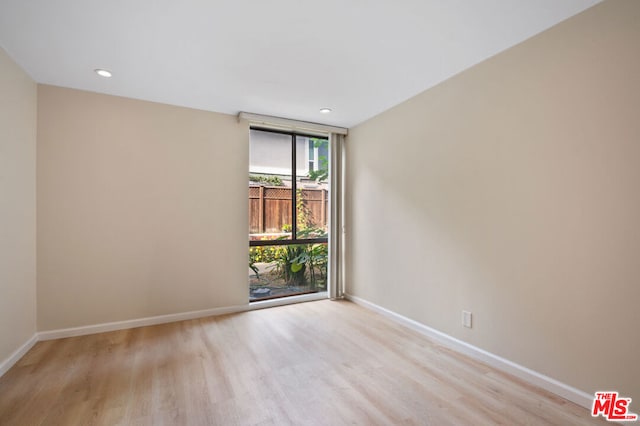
[3,295,595,411]
[37,293,329,341]
[0,334,38,378]
[345,294,594,409]
[37,304,251,341]
[2,295,329,377]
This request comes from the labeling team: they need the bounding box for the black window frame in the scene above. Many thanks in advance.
[249,127,329,247]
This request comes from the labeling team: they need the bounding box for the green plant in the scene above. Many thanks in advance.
[250,241,328,290]
[249,174,284,186]
[296,188,313,231]
[249,255,260,278]
[276,244,307,286]
[296,190,329,237]
[297,226,327,240]
[249,245,283,264]
[290,243,327,290]
[308,138,329,182]
[311,244,328,284]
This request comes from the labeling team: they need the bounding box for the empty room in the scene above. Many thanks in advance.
[0,0,638,424]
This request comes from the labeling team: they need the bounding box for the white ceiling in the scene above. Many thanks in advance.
[0,0,601,128]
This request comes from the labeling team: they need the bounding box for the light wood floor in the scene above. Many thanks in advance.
[0,300,603,425]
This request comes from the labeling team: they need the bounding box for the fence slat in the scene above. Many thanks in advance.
[249,185,327,234]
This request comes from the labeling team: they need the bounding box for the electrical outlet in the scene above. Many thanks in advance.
[462,311,472,328]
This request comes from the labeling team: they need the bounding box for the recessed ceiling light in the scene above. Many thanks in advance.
[94,69,112,78]
[319,108,332,114]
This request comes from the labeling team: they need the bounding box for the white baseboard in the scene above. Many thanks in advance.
[0,334,38,378]
[37,304,250,341]
[37,293,329,341]
[345,294,593,409]
[3,295,594,412]
[2,295,330,378]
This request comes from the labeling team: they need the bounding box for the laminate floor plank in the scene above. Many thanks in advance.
[0,300,604,425]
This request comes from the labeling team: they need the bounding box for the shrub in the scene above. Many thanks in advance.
[249,174,284,186]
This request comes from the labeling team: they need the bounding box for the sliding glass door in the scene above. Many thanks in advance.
[248,128,329,301]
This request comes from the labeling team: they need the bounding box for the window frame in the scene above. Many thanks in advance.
[249,126,329,248]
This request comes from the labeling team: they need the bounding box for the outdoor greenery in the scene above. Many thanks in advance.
[290,243,327,290]
[249,241,327,289]
[249,139,329,296]
[276,244,307,286]
[308,138,329,182]
[249,244,281,265]
[249,174,284,186]
[249,191,328,290]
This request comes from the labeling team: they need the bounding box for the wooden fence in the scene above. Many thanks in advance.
[249,185,327,234]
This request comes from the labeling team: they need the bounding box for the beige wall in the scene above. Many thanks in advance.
[346,0,639,399]
[37,86,249,330]
[0,48,37,362]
